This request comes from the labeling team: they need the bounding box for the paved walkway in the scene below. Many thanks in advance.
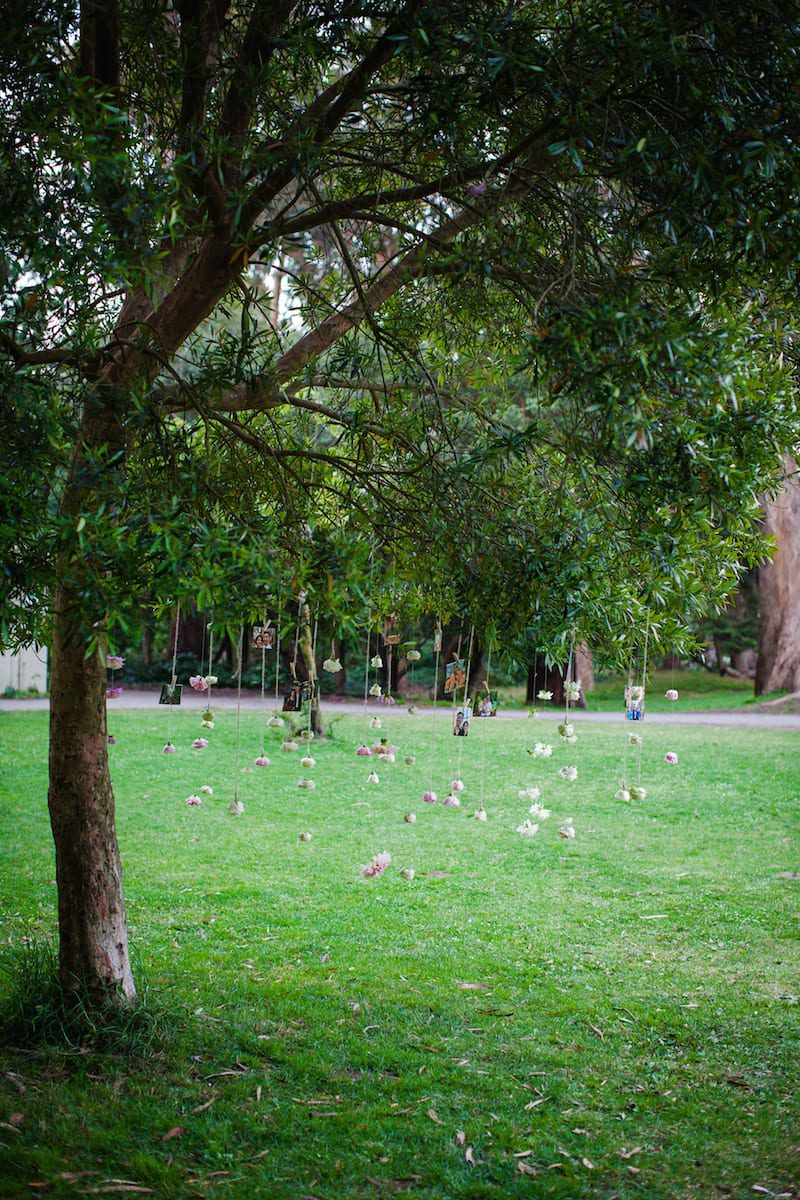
[2,688,799,728]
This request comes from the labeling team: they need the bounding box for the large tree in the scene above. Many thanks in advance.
[2,0,799,1002]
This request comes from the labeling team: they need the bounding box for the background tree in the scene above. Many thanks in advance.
[2,0,800,1003]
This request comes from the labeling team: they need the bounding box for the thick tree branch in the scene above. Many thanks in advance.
[0,330,93,371]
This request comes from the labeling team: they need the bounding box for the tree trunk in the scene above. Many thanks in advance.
[298,600,324,735]
[756,454,800,695]
[48,605,134,1001]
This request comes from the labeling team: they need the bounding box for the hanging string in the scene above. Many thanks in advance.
[233,624,244,804]
[362,541,376,741]
[564,632,575,721]
[291,593,303,680]
[273,601,282,710]
[478,646,491,812]
[447,629,464,780]
[166,602,181,747]
[206,622,214,709]
[636,618,650,786]
[259,611,268,756]
[456,624,475,780]
[531,649,538,711]
[307,607,319,737]
[428,617,442,792]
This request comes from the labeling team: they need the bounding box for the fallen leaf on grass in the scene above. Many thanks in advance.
[79,1182,155,1195]
[619,1147,643,1159]
[161,1127,184,1142]
[639,914,669,920]
[464,1147,476,1167]
[725,1076,751,1089]
[455,1131,466,1146]
[627,1165,641,1175]
[516,1161,538,1176]
[513,1151,533,1158]
[9,1113,23,1126]
[427,1109,444,1125]
[457,983,491,991]
[581,1158,595,1169]
[5,1072,25,1094]
[191,1095,218,1115]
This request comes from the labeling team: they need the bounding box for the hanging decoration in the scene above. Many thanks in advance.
[421,618,443,806]
[616,621,649,801]
[406,647,421,714]
[255,610,272,767]
[558,634,580,744]
[161,603,182,754]
[228,625,246,815]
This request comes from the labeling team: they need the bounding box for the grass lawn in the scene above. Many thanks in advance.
[0,707,798,1199]
[497,669,776,713]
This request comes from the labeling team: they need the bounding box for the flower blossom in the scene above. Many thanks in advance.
[106,686,123,699]
[254,755,271,767]
[370,655,383,669]
[300,755,315,768]
[558,819,576,839]
[280,740,298,752]
[299,831,312,842]
[369,683,383,698]
[361,851,391,878]
[558,765,578,782]
[422,790,437,804]
[530,742,553,759]
[665,689,679,701]
[615,787,631,802]
[227,799,244,816]
[629,785,647,800]
[665,751,678,765]
[407,704,419,715]
[528,804,551,820]
[629,733,642,747]
[323,657,342,673]
[403,755,416,765]
[564,680,582,702]
[200,785,213,795]
[406,650,421,662]
[518,786,541,802]
[399,867,415,879]
[356,745,372,757]
[189,675,209,692]
[369,716,382,730]
[185,794,203,806]
[367,771,380,784]
[192,737,209,750]
[474,809,488,822]
[162,742,176,755]
[267,715,284,728]
[297,777,315,790]
[442,793,460,808]
[537,690,553,701]
[517,819,540,838]
[450,779,465,793]
[404,812,417,824]
[106,655,125,670]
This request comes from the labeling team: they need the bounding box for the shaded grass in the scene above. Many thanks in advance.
[0,707,798,1199]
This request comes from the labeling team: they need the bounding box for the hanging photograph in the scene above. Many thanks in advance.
[252,622,274,649]
[158,683,182,705]
[453,700,472,736]
[444,656,466,693]
[382,614,400,645]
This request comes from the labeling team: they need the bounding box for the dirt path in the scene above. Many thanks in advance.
[3,688,800,728]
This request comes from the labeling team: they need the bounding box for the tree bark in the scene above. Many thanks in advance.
[756,454,800,695]
[47,400,135,1002]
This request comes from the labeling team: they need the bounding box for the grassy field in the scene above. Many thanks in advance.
[0,707,798,1199]
[496,669,770,713]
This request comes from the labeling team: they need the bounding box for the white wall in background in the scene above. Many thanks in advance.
[0,645,48,693]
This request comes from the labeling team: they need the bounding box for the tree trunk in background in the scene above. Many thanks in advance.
[756,455,800,695]
[298,600,324,734]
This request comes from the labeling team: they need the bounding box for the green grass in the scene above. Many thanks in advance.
[0,707,798,1199]
[497,668,776,712]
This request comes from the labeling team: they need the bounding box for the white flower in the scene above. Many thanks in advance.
[399,867,415,879]
[300,755,316,768]
[403,755,416,765]
[367,771,380,784]
[450,779,465,792]
[323,657,342,673]
[537,690,553,701]
[558,765,578,782]
[369,716,382,730]
[665,689,679,701]
[378,751,396,764]
[615,787,631,802]
[369,683,383,697]
[407,704,419,715]
[297,777,316,790]
[200,785,213,795]
[227,800,244,816]
[280,740,298,752]
[564,734,578,745]
[406,650,421,662]
[558,819,576,839]
[474,809,488,822]
[299,831,312,842]
[564,680,582,702]
[531,741,553,758]
[629,785,647,800]
[205,675,218,686]
[299,729,314,741]
[370,655,383,669]
[518,786,541,802]
[267,715,284,728]
[558,722,574,738]
[404,812,417,824]
[517,819,540,838]
[629,733,642,747]
[528,804,551,820]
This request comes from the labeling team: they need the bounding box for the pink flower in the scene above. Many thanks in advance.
[254,755,271,766]
[106,655,125,670]
[185,795,202,806]
[106,686,123,698]
[665,689,679,701]
[467,179,488,196]
[107,734,116,745]
[189,675,209,692]
[450,779,465,792]
[192,737,209,749]
[665,751,678,764]
[422,790,437,804]
[162,742,176,755]
[356,745,372,757]
[360,851,391,878]
[442,794,461,808]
